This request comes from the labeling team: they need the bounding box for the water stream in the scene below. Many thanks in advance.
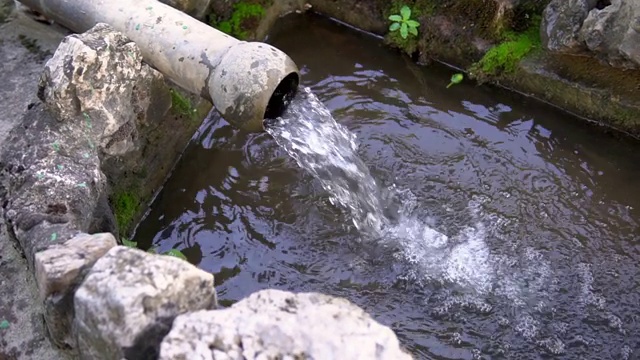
[134,13,640,359]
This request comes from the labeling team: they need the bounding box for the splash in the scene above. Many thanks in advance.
[267,87,495,294]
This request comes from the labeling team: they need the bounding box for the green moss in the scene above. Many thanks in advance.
[170,88,197,120]
[113,191,139,235]
[469,15,541,78]
[120,238,188,261]
[121,238,138,248]
[210,2,265,40]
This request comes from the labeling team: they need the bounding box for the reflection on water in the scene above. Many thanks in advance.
[134,13,640,360]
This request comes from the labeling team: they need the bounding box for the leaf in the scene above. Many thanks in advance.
[388,15,402,22]
[146,247,157,254]
[451,73,464,84]
[406,20,420,28]
[389,22,401,31]
[409,26,418,36]
[164,249,187,260]
[400,6,411,21]
[0,320,9,329]
[400,23,408,39]
[122,238,137,248]
[446,73,464,88]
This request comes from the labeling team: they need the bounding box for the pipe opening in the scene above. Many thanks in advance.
[264,72,299,123]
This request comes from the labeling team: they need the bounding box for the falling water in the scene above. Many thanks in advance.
[266,87,496,294]
[266,87,390,237]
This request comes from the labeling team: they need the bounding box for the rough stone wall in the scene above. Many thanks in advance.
[541,0,640,69]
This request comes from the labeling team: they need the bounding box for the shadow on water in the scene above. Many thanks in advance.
[134,13,640,359]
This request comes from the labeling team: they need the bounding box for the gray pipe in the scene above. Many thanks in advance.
[18,0,299,132]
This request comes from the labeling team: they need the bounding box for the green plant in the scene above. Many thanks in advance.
[388,6,420,39]
[469,15,541,77]
[121,238,138,248]
[211,2,265,40]
[164,249,188,260]
[447,73,464,88]
[170,88,197,120]
[119,238,188,260]
[113,191,138,235]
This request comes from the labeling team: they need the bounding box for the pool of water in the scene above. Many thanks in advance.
[134,13,640,359]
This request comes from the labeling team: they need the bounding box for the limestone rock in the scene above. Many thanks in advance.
[38,22,167,157]
[74,246,217,360]
[34,232,117,348]
[159,0,211,20]
[0,103,114,270]
[579,0,640,69]
[159,289,412,360]
[541,0,640,69]
[540,0,594,53]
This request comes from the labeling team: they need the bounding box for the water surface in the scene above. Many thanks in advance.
[135,13,640,359]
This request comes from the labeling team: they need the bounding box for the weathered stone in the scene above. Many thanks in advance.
[34,232,117,349]
[0,208,74,360]
[540,0,595,53]
[159,289,412,360]
[0,0,14,24]
[580,0,640,69]
[39,22,164,157]
[74,246,217,360]
[159,0,211,20]
[541,0,640,69]
[0,103,114,270]
[35,22,184,237]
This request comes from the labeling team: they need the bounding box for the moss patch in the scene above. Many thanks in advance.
[210,2,266,40]
[469,15,541,80]
[169,88,198,121]
[112,191,139,235]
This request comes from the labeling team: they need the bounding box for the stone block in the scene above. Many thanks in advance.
[159,289,412,360]
[74,246,217,360]
[34,232,117,348]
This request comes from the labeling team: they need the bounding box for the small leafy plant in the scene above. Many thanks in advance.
[121,238,187,261]
[388,6,420,39]
[447,73,464,88]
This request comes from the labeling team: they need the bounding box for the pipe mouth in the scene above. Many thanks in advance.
[264,72,299,121]
[208,42,300,133]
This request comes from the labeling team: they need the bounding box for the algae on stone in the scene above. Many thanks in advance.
[169,88,198,120]
[469,15,541,79]
[209,2,266,40]
[113,191,139,236]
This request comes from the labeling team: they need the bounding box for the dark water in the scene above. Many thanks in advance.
[134,13,640,359]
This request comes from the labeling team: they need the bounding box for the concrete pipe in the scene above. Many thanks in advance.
[18,0,300,132]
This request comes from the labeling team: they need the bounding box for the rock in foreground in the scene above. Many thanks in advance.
[160,289,412,360]
[74,246,217,360]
